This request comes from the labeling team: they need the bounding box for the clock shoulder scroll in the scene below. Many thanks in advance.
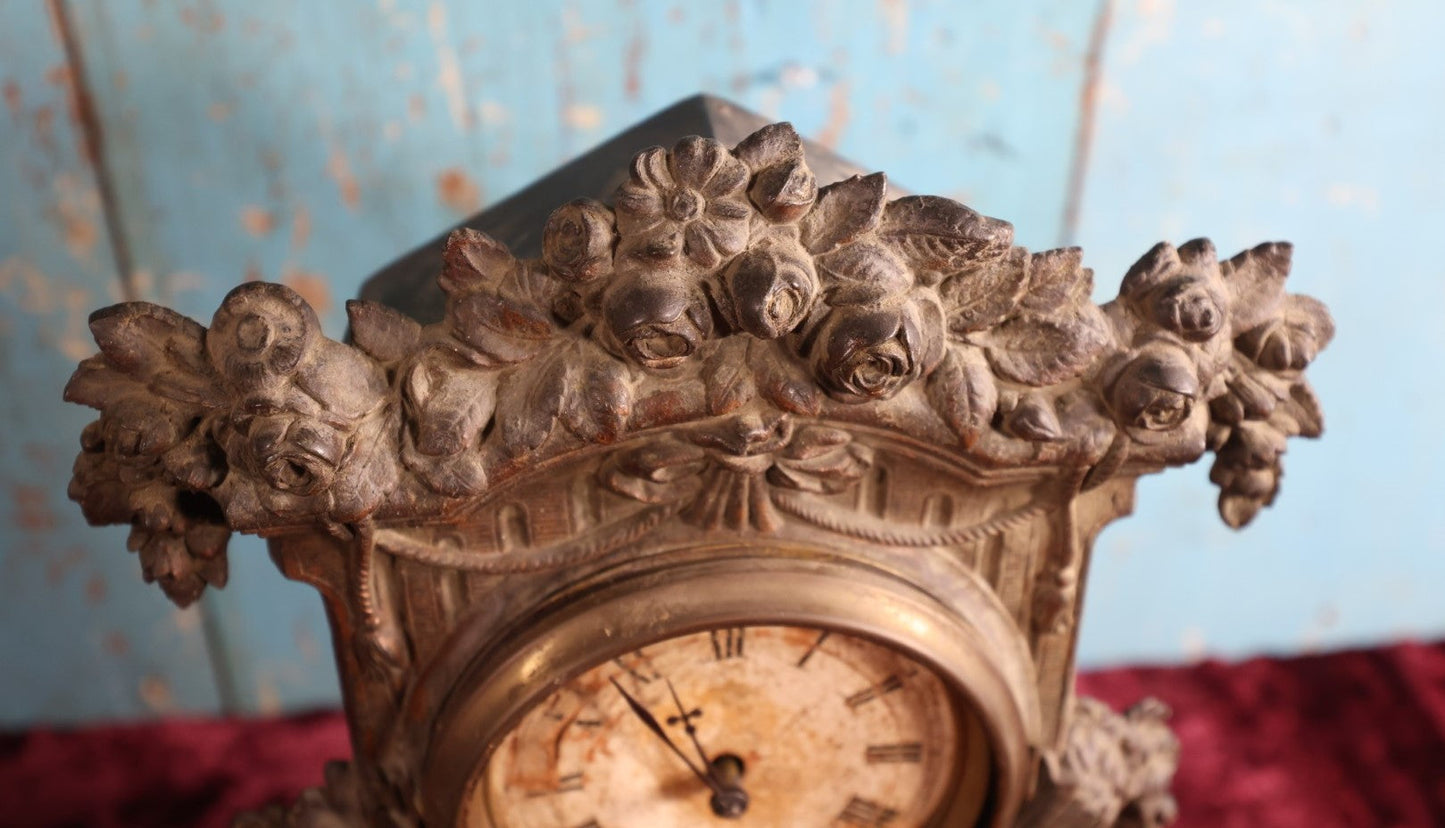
[62,121,1333,613]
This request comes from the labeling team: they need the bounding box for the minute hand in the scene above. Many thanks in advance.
[609,678,725,796]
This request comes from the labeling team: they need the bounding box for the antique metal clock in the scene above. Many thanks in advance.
[64,96,1332,827]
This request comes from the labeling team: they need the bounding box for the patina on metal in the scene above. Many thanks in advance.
[62,95,1332,827]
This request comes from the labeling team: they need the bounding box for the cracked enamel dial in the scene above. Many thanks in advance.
[469,625,989,827]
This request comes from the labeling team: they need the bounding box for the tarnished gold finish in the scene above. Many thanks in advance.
[64,100,1331,826]
[424,548,1031,826]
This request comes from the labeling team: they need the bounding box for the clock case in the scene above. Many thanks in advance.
[63,95,1333,827]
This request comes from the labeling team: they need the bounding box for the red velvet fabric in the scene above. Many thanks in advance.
[3,640,1442,827]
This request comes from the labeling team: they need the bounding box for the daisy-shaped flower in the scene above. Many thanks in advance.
[614,136,752,270]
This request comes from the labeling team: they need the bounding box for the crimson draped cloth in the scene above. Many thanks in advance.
[3,640,1443,827]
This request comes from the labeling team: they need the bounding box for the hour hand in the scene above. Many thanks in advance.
[609,678,718,793]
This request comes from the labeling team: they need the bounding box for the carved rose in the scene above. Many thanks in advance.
[1153,277,1225,342]
[602,270,713,369]
[722,236,819,339]
[810,296,943,403]
[241,413,345,497]
[543,198,615,283]
[207,283,321,388]
[1109,346,1201,431]
[614,136,751,269]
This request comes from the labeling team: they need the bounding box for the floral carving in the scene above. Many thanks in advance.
[600,413,872,532]
[615,136,752,267]
[64,119,1332,605]
[1022,697,1180,828]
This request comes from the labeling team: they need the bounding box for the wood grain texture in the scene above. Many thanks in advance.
[0,1,219,724]
[1073,0,1445,667]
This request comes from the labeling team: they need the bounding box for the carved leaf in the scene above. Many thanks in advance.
[1020,247,1091,315]
[703,338,758,415]
[1221,241,1292,332]
[984,304,1111,386]
[926,345,999,449]
[733,122,803,169]
[1282,382,1324,439]
[439,228,515,293]
[449,291,556,365]
[561,354,634,444]
[493,351,568,455]
[799,173,887,254]
[939,247,1031,335]
[878,195,1013,273]
[815,240,912,306]
[68,303,217,407]
[405,349,497,457]
[1236,293,1334,372]
[757,353,822,416]
[347,300,422,364]
[1004,393,1064,442]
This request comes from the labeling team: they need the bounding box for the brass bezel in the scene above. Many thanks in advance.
[422,547,1041,827]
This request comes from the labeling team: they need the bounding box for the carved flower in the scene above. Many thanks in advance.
[241,412,345,497]
[542,198,615,283]
[602,269,713,369]
[1109,346,1200,431]
[207,283,321,389]
[721,235,819,339]
[599,414,874,532]
[614,136,752,269]
[809,295,944,403]
[1153,276,1225,342]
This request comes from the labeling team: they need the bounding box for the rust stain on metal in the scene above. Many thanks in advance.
[178,5,225,34]
[54,172,100,260]
[624,30,646,100]
[138,675,175,713]
[239,205,277,237]
[282,268,333,314]
[33,105,56,154]
[103,631,130,655]
[327,148,361,210]
[817,81,851,149]
[13,484,57,531]
[85,573,108,604]
[2,80,20,121]
[437,167,481,214]
[291,206,312,250]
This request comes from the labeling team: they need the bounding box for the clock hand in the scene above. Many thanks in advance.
[609,678,722,795]
[663,678,715,770]
[663,677,749,819]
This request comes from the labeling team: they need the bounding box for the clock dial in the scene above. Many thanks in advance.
[472,625,978,827]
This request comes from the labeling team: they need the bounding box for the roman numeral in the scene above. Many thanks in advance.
[796,630,831,667]
[710,627,745,660]
[865,742,923,763]
[844,674,904,708]
[838,795,899,826]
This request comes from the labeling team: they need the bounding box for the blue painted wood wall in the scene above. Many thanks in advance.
[2,0,1440,724]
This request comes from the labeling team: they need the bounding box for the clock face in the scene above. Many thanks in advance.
[470,625,984,827]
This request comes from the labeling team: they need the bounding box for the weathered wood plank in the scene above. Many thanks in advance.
[0,2,219,724]
[54,0,1100,716]
[1073,0,1445,666]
